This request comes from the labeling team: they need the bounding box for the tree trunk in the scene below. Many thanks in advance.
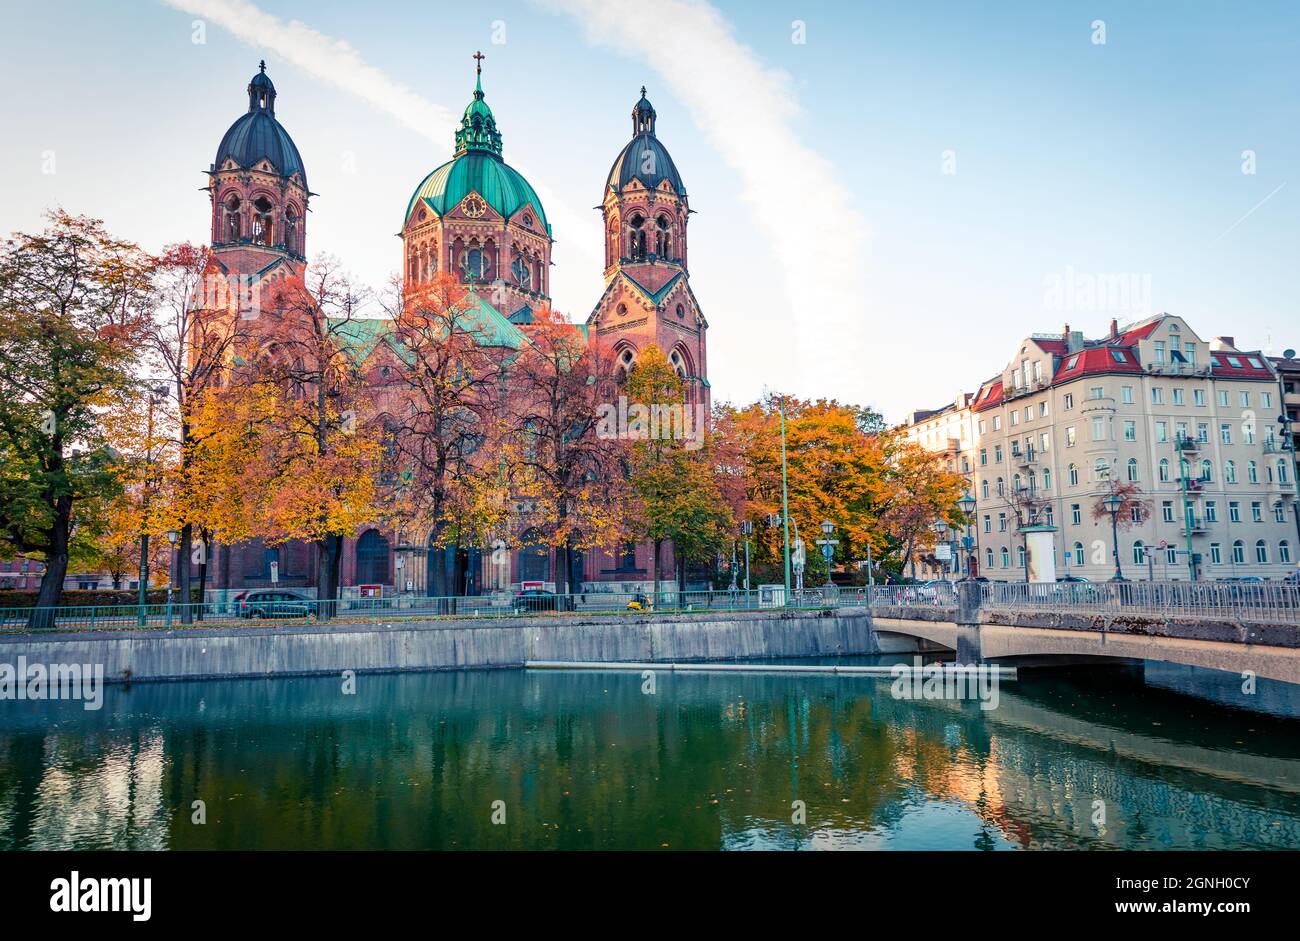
[316,536,337,619]
[178,522,193,623]
[28,499,71,630]
[652,538,662,610]
[195,530,211,621]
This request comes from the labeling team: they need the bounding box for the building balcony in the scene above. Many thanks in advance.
[1013,447,1038,467]
[1175,434,1201,452]
[1146,361,1211,377]
[1264,439,1294,454]
[1180,516,1206,536]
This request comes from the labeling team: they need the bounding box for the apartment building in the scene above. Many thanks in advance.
[904,314,1299,581]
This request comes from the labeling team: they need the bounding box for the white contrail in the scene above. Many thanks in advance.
[161,0,601,278]
[537,0,870,394]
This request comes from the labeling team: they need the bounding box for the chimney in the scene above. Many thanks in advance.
[1109,318,1119,340]
[1062,323,1070,344]
[1218,336,1235,349]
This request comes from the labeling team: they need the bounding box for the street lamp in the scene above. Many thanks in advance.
[817,520,838,588]
[957,493,977,580]
[931,519,950,580]
[740,520,753,591]
[1101,492,1126,581]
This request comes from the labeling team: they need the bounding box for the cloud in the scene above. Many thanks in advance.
[160,0,601,275]
[536,0,870,395]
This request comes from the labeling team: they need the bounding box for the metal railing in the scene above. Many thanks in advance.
[981,580,1300,624]
[0,587,871,634]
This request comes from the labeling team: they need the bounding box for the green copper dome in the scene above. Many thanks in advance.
[405,60,549,235]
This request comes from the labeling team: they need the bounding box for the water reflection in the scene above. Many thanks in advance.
[1,665,1298,850]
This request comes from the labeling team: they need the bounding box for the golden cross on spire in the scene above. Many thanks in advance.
[473,50,485,75]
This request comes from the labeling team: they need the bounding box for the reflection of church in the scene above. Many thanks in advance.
[202,59,710,600]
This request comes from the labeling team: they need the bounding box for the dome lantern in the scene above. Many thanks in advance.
[454,51,503,158]
[247,60,276,115]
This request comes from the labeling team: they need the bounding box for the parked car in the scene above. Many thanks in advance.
[235,590,312,619]
[514,589,558,612]
[1056,575,1090,583]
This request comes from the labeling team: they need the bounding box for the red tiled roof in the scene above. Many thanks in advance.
[1116,319,1160,345]
[971,378,1005,412]
[1034,338,1068,355]
[1210,351,1275,380]
[1053,345,1144,382]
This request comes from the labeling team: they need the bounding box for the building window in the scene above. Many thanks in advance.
[1068,463,1078,486]
[1172,388,1185,405]
[1094,458,1110,482]
[1201,459,1213,482]
[1132,541,1146,565]
[1063,393,1074,410]
[1210,543,1222,565]
[1240,391,1251,408]
[1065,426,1076,447]
[1220,424,1232,444]
[1073,542,1085,565]
[1121,386,1134,404]
[1252,501,1263,523]
[1158,458,1170,482]
[224,194,241,241]
[1281,541,1292,564]
[1277,503,1288,523]
[983,514,991,534]
[1000,547,1010,568]
[981,479,989,499]
[1194,389,1205,406]
[1043,468,1052,489]
[1205,500,1218,522]
[251,196,274,245]
[1231,540,1245,564]
[1071,504,1082,525]
[519,533,551,582]
[998,512,1007,532]
[1127,457,1139,481]
[1248,460,1259,484]
[1229,501,1241,523]
[1152,387,1163,404]
[1156,421,1168,443]
[1224,460,1237,484]
[1124,420,1137,441]
[985,547,994,569]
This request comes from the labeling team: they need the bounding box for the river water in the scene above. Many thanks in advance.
[1,661,1298,850]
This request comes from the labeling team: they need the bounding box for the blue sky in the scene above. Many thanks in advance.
[1,0,1296,421]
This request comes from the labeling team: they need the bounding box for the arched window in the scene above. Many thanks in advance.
[409,253,419,283]
[512,252,532,287]
[1073,542,1085,565]
[356,529,390,585]
[224,194,241,241]
[1016,545,1026,567]
[1224,460,1236,484]
[669,349,688,379]
[284,205,299,254]
[1200,459,1213,482]
[463,246,484,280]
[1012,473,1022,493]
[1042,468,1052,489]
[1232,540,1245,564]
[985,547,994,569]
[1158,458,1170,482]
[1068,463,1078,486]
[519,532,550,582]
[616,347,636,380]
[655,214,672,256]
[1256,539,1269,564]
[1127,457,1139,481]
[981,479,989,499]
[1000,546,1010,568]
[1132,540,1146,565]
[628,214,646,260]
[1281,541,1292,564]
[1248,460,1259,484]
[252,196,274,245]
[996,477,1005,496]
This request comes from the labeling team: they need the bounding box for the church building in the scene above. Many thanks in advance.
[200,58,710,601]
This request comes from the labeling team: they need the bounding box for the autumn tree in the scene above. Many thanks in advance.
[233,258,384,615]
[622,345,731,598]
[143,243,248,619]
[0,211,152,624]
[507,305,626,598]
[386,275,515,599]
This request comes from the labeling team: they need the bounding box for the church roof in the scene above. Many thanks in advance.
[213,63,308,187]
[406,151,549,234]
[605,88,685,196]
[405,60,550,234]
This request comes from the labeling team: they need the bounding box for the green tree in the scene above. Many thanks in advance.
[0,211,152,624]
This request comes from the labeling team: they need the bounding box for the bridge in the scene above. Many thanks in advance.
[867,581,1300,685]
